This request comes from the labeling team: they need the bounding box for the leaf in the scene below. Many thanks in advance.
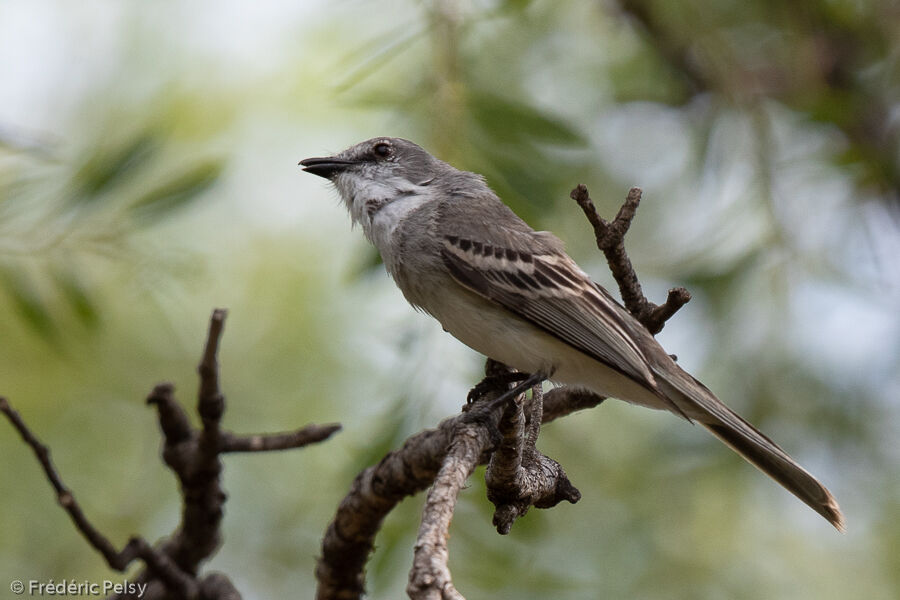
[467,89,586,147]
[71,132,160,200]
[0,266,57,341]
[498,0,535,12]
[461,130,579,223]
[129,159,224,224]
[335,24,427,93]
[52,269,100,329]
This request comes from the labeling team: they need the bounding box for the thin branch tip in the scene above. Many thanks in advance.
[221,422,342,453]
[146,382,175,403]
[570,184,691,333]
[200,307,229,373]
[5,309,338,600]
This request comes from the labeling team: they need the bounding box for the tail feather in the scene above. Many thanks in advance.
[703,418,844,531]
[655,367,845,531]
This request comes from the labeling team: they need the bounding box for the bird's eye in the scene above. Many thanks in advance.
[372,142,392,159]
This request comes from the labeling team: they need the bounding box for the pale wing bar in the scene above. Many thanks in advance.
[441,235,655,386]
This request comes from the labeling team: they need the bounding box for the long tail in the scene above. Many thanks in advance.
[655,367,845,531]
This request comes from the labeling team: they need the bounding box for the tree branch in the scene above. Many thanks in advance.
[571,185,690,334]
[3,309,341,600]
[316,422,458,599]
[0,396,200,599]
[316,380,607,599]
[407,418,486,600]
[219,425,342,453]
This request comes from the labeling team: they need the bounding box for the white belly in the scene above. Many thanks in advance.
[428,284,668,411]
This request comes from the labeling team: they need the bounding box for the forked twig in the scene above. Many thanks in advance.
[2,309,340,600]
[571,185,690,334]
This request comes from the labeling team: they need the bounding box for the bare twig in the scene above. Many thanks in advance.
[0,397,198,599]
[198,308,227,431]
[157,310,230,574]
[571,185,690,334]
[3,308,341,600]
[220,425,342,453]
[540,386,606,423]
[0,396,130,568]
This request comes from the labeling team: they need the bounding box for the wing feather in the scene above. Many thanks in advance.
[440,229,656,387]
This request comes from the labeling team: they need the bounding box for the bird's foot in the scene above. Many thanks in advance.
[466,371,532,405]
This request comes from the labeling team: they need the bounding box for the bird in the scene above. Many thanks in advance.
[300,136,844,531]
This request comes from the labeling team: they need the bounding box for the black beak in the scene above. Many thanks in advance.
[298,156,356,179]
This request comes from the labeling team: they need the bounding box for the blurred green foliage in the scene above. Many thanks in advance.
[1,1,898,599]
[0,115,225,341]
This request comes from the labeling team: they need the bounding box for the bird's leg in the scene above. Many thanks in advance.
[484,375,580,534]
[477,367,579,534]
[465,371,532,405]
[522,381,543,452]
[484,371,547,412]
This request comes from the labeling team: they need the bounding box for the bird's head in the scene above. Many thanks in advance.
[300,137,449,223]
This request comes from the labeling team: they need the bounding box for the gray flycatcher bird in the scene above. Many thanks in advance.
[300,136,844,531]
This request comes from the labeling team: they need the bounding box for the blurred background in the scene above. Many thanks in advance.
[1,1,898,598]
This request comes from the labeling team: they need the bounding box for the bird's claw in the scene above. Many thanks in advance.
[466,372,532,405]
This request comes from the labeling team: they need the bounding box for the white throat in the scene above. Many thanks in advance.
[334,172,434,269]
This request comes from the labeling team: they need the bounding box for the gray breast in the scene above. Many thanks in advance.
[388,202,446,310]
